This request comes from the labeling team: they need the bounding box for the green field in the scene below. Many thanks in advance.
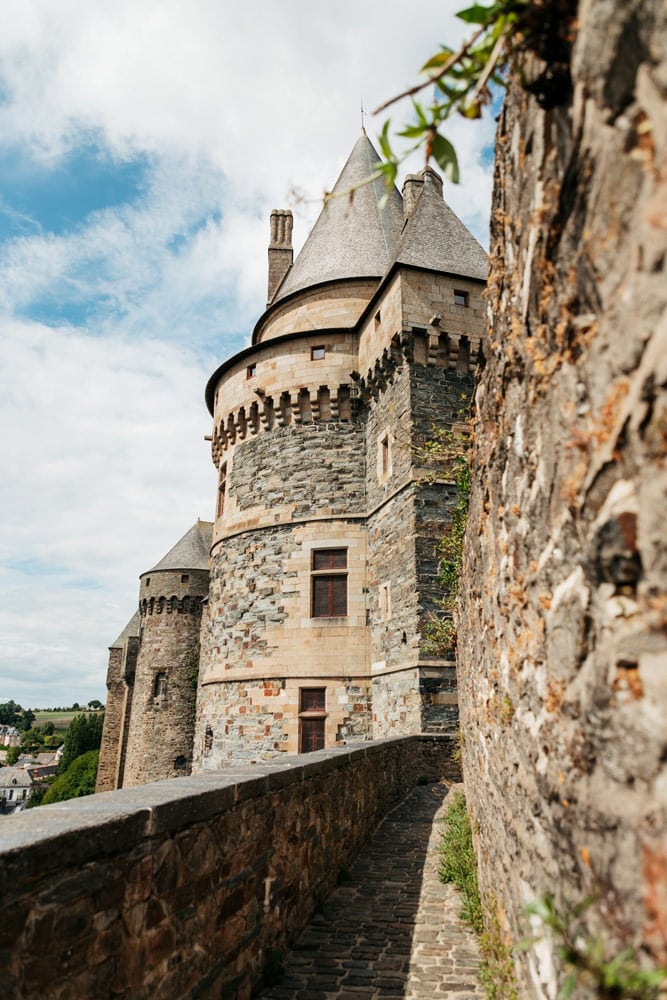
[33,709,102,735]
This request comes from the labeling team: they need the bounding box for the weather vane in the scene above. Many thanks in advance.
[361,98,366,134]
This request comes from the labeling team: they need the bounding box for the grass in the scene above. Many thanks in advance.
[33,709,101,735]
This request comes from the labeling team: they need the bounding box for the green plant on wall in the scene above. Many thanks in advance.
[524,894,667,1000]
[420,428,470,655]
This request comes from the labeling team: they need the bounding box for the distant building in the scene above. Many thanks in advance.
[0,767,33,814]
[0,725,21,747]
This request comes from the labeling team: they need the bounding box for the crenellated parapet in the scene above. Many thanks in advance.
[139,594,206,616]
[211,382,355,463]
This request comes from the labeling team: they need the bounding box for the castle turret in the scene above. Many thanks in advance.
[119,521,212,787]
[195,135,488,770]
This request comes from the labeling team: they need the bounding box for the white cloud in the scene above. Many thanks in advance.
[0,0,495,706]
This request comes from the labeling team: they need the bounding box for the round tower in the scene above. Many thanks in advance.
[121,520,212,786]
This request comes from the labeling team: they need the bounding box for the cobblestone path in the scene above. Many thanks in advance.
[259,782,484,999]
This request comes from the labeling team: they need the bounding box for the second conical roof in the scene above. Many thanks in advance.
[272,133,404,302]
[144,521,213,575]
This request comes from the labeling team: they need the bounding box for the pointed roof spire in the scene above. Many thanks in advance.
[395,166,488,281]
[271,134,403,302]
[145,520,213,575]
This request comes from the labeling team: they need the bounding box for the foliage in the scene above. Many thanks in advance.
[439,790,484,932]
[0,700,35,731]
[524,894,667,999]
[57,712,104,774]
[5,745,20,765]
[42,750,99,805]
[440,792,519,998]
[373,0,528,189]
[419,429,470,655]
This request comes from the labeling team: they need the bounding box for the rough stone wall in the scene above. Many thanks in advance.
[458,1,667,994]
[95,648,125,793]
[0,736,458,1000]
[122,569,207,787]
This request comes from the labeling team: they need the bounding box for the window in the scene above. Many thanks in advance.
[311,549,347,617]
[377,430,392,481]
[299,687,326,753]
[181,574,189,585]
[154,672,167,699]
[374,310,381,328]
[454,289,469,307]
[247,363,257,379]
[217,463,227,517]
[311,345,325,360]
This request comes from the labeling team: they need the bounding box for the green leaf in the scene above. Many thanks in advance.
[431,133,460,184]
[456,3,498,25]
[378,120,394,162]
[421,47,454,72]
[398,124,428,139]
[558,972,577,1000]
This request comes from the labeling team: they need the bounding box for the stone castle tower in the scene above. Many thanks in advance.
[98,133,487,787]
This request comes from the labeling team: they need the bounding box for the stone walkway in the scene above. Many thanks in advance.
[259,782,484,999]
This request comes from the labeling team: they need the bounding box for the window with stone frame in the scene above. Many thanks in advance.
[299,687,326,753]
[378,429,392,481]
[454,288,469,307]
[311,549,347,617]
[153,672,167,699]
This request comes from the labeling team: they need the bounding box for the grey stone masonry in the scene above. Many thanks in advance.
[259,782,484,1000]
[0,736,461,1000]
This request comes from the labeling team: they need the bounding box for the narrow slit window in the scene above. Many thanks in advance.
[217,463,227,517]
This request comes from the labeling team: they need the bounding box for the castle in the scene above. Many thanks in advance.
[97,132,487,790]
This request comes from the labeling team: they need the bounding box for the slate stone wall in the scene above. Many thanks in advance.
[0,737,459,1000]
[458,0,667,993]
[122,569,208,787]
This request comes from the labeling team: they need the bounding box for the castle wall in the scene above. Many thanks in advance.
[95,647,125,793]
[458,1,667,992]
[0,736,459,1000]
[196,417,371,767]
[122,569,207,787]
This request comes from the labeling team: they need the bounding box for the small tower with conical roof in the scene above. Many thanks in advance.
[101,521,212,788]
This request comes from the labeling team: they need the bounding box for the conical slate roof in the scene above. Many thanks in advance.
[109,610,140,649]
[273,132,404,302]
[145,520,213,574]
[394,167,488,281]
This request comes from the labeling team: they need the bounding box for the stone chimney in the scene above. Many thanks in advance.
[422,166,444,198]
[402,173,424,223]
[267,209,293,303]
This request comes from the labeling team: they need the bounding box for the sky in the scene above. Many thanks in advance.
[0,0,496,709]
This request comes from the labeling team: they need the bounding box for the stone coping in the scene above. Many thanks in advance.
[0,736,454,876]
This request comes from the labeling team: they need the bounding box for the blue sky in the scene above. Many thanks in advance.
[0,0,495,708]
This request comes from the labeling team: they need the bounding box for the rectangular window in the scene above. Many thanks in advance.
[454,289,469,307]
[247,363,257,378]
[217,463,227,517]
[311,345,325,360]
[299,687,326,753]
[311,548,347,617]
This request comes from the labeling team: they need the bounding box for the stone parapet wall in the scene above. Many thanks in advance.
[96,648,125,793]
[0,736,458,1000]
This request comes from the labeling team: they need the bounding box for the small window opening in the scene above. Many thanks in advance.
[454,289,469,307]
[154,672,167,699]
[311,549,348,618]
[247,363,257,379]
[379,581,392,621]
[374,310,381,329]
[181,574,189,584]
[145,577,150,587]
[311,345,326,361]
